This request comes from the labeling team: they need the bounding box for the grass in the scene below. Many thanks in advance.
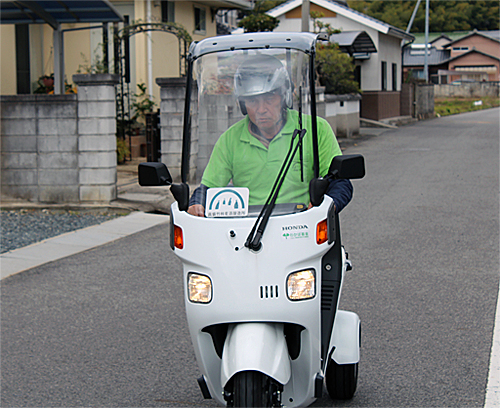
[434,96,500,117]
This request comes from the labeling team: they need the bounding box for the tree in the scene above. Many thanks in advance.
[346,0,499,32]
[316,43,361,94]
[312,11,360,95]
[238,13,279,32]
[238,0,286,32]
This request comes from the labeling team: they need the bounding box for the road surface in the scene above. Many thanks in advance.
[2,108,499,407]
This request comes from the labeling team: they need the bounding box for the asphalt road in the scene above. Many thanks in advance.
[2,108,499,408]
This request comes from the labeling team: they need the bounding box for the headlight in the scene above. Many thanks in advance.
[188,273,212,303]
[287,269,315,301]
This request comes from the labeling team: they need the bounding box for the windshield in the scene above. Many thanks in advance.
[190,48,316,217]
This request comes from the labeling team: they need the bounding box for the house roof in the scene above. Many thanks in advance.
[412,30,500,45]
[402,46,450,67]
[195,0,252,10]
[267,0,414,41]
[443,29,500,48]
[445,49,500,64]
[430,34,452,44]
[329,31,377,54]
[0,0,123,29]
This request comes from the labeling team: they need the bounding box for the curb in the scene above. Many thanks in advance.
[0,211,169,280]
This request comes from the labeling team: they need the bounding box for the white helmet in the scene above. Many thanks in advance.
[234,54,292,115]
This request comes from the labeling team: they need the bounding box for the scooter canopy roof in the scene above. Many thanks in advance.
[188,32,325,60]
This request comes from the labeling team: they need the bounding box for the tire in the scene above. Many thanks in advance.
[231,370,281,407]
[325,360,358,400]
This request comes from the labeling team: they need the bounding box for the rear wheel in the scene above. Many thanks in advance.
[229,370,282,407]
[325,360,358,400]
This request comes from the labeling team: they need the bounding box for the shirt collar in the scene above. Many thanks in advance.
[241,110,295,148]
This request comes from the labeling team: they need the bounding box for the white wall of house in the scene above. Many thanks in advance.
[273,12,403,93]
[377,34,403,92]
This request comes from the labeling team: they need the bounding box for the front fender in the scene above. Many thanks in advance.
[221,323,291,386]
[329,311,360,364]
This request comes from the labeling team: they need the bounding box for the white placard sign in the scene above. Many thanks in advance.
[205,187,249,218]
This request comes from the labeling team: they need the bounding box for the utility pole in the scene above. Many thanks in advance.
[301,0,310,32]
[403,0,421,46]
[147,0,153,100]
[424,0,429,83]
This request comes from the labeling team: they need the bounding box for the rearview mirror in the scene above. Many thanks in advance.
[138,162,172,186]
[328,155,365,180]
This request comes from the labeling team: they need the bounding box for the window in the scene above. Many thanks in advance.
[381,61,387,91]
[456,65,497,73]
[392,63,397,91]
[354,65,361,89]
[161,1,175,23]
[411,69,425,80]
[194,6,206,33]
[15,24,31,94]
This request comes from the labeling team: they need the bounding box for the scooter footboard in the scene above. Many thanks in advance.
[328,311,360,364]
[221,323,291,387]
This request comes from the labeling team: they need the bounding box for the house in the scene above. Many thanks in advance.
[267,0,414,120]
[443,30,500,82]
[402,44,451,83]
[0,0,252,204]
[0,0,251,102]
[430,34,452,50]
[403,30,500,83]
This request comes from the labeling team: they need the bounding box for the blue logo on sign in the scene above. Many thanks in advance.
[208,189,246,211]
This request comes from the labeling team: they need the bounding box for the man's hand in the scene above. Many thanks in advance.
[308,202,337,212]
[188,204,205,217]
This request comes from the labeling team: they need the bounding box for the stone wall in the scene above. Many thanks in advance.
[401,83,435,119]
[415,84,435,119]
[434,82,500,98]
[0,74,119,204]
[400,83,414,117]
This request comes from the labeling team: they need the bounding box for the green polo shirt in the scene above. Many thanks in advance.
[201,109,342,205]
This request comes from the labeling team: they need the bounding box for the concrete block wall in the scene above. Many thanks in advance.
[1,74,119,204]
[197,93,243,183]
[73,74,119,202]
[1,94,79,202]
[156,77,198,184]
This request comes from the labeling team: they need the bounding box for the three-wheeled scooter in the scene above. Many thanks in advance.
[139,32,365,407]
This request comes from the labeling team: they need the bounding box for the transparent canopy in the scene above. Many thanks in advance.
[189,48,317,217]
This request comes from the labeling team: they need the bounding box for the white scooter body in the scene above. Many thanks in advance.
[171,195,360,407]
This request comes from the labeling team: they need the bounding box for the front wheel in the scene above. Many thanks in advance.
[325,360,358,400]
[228,370,282,407]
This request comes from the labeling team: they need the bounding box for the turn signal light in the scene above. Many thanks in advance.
[174,225,184,249]
[316,219,328,245]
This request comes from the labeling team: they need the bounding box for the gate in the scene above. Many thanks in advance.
[146,110,161,162]
[113,20,191,161]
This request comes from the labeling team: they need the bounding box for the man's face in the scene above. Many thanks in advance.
[243,91,283,139]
